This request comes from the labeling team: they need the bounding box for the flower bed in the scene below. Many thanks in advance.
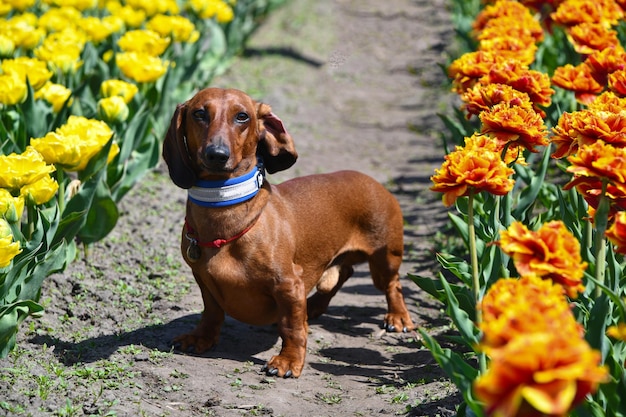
[0,0,284,357]
[411,0,626,415]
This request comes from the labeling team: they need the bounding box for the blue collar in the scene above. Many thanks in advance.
[188,167,265,207]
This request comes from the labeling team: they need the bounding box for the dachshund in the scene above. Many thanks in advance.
[162,87,415,378]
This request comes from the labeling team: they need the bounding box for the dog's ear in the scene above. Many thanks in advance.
[256,103,298,174]
[162,102,196,189]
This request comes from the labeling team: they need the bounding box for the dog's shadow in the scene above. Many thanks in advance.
[29,314,280,366]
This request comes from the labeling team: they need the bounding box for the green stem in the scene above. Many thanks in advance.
[57,167,66,215]
[468,191,486,373]
[594,180,609,298]
[26,203,36,241]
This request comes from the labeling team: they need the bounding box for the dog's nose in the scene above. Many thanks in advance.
[204,144,230,166]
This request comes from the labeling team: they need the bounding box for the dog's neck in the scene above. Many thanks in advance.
[188,166,265,208]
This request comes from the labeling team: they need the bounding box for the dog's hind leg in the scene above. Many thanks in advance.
[307,264,354,320]
[368,248,415,333]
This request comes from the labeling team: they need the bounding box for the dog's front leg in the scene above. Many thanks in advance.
[263,274,308,378]
[173,273,224,353]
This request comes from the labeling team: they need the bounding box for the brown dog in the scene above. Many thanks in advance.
[162,87,415,378]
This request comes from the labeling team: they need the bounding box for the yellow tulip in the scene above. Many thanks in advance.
[0,72,27,106]
[0,212,21,269]
[57,116,119,169]
[2,56,53,91]
[1,17,46,50]
[34,82,73,113]
[0,234,21,268]
[35,28,86,74]
[97,96,129,123]
[4,0,37,11]
[78,15,124,43]
[0,34,15,57]
[106,3,146,29]
[115,51,168,83]
[0,147,55,192]
[38,6,82,33]
[0,189,25,222]
[118,29,170,56]
[31,132,82,170]
[146,14,199,43]
[100,79,138,103]
[20,175,59,206]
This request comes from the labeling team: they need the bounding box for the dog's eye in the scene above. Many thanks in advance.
[235,112,250,123]
[192,109,208,121]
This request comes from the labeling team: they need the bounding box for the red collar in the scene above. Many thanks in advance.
[184,218,255,249]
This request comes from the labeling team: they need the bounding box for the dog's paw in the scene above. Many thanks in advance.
[172,333,218,354]
[383,313,415,333]
[262,355,304,378]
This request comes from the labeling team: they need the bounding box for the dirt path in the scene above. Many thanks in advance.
[1,1,460,416]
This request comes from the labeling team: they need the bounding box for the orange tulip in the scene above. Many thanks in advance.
[479,102,549,153]
[607,322,626,341]
[566,140,626,186]
[475,332,609,417]
[585,46,626,86]
[477,15,543,44]
[473,0,537,33]
[569,177,626,221]
[430,135,515,207]
[552,63,604,105]
[478,36,537,66]
[460,82,533,119]
[498,221,587,297]
[608,68,626,96]
[567,22,620,55]
[448,51,505,93]
[606,211,626,253]
[551,0,624,27]
[588,91,626,113]
[479,275,583,349]
[551,110,626,159]
[485,60,554,111]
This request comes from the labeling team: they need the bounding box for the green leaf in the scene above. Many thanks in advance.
[436,252,472,287]
[439,273,480,345]
[77,183,119,244]
[54,138,113,246]
[585,294,610,359]
[512,146,551,221]
[449,212,470,248]
[409,273,475,319]
[0,300,44,358]
[419,329,484,416]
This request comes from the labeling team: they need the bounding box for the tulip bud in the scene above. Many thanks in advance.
[0,35,15,58]
[97,96,129,124]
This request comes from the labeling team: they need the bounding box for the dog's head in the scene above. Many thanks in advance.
[162,88,298,188]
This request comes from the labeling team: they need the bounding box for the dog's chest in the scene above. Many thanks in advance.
[189,249,279,324]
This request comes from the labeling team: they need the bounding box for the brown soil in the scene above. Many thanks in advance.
[0,0,461,416]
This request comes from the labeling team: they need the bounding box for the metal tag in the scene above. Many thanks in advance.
[186,243,201,262]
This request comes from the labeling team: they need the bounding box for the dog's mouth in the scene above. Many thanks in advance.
[198,158,251,180]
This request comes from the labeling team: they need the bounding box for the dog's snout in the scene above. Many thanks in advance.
[204,144,230,166]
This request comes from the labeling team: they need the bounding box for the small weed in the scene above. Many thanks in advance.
[36,374,55,400]
[170,369,189,379]
[230,377,243,388]
[322,374,342,390]
[315,392,342,405]
[375,384,396,395]
[149,348,173,364]
[391,392,409,404]
[55,399,80,417]
[119,344,143,355]
[247,404,272,416]
[233,360,255,374]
